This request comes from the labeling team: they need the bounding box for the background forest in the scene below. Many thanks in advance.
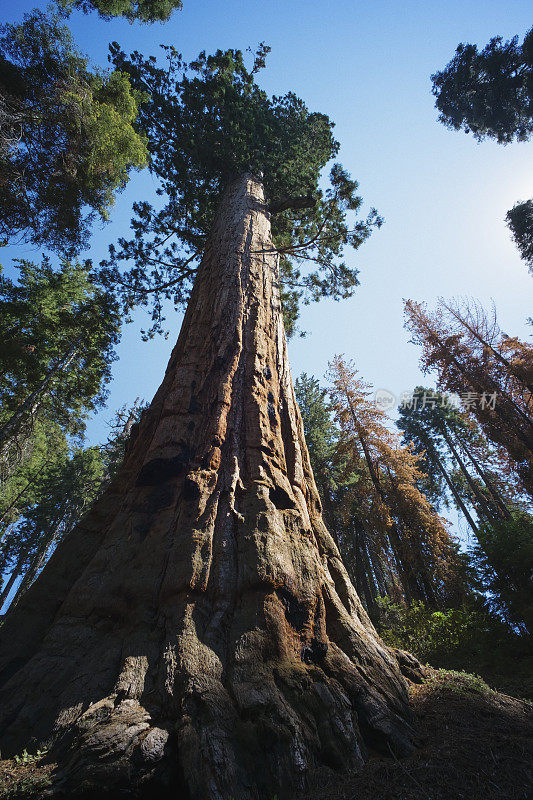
[1,0,532,722]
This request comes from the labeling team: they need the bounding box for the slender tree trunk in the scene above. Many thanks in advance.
[9,521,63,609]
[349,511,381,609]
[447,351,533,452]
[384,522,419,602]
[0,482,32,529]
[322,486,341,548]
[382,463,438,607]
[0,343,79,451]
[0,526,8,547]
[360,537,378,599]
[123,400,141,437]
[365,531,389,597]
[453,434,511,520]
[0,525,15,575]
[336,413,422,603]
[358,530,380,616]
[432,325,533,432]
[438,424,497,521]
[0,555,25,608]
[433,450,480,536]
[418,319,533,455]
[353,526,374,611]
[0,175,413,800]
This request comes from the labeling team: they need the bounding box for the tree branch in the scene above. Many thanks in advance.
[268,194,316,214]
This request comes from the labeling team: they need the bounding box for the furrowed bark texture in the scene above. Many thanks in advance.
[0,175,413,799]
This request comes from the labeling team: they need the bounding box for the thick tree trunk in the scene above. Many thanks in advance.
[0,174,413,799]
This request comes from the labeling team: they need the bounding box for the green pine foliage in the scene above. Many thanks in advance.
[378,597,498,657]
[294,372,359,543]
[1,446,107,606]
[507,199,533,274]
[397,386,519,521]
[294,373,343,500]
[396,388,451,508]
[0,419,68,549]
[431,27,533,275]
[470,511,533,635]
[0,11,148,253]
[295,372,365,592]
[0,258,121,446]
[100,44,382,337]
[57,0,183,23]
[397,389,533,632]
[0,399,144,609]
[100,399,147,479]
[431,26,533,144]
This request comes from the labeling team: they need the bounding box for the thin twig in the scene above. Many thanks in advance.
[387,743,429,796]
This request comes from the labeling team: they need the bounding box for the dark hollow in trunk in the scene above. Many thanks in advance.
[0,175,414,800]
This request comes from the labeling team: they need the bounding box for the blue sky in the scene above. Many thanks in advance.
[2,0,532,454]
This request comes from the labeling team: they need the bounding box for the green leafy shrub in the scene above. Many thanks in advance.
[377,597,532,698]
[377,597,498,656]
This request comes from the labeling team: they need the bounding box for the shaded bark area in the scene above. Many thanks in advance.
[0,175,414,800]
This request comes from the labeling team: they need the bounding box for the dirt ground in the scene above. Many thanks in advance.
[1,669,531,799]
[296,669,533,800]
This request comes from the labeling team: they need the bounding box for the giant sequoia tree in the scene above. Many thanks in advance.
[0,48,413,800]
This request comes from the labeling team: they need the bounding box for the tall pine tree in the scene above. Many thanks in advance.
[327,357,465,609]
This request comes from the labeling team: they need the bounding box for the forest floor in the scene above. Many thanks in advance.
[0,669,531,799]
[297,668,533,800]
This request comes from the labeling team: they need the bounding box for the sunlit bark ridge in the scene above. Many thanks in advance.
[0,174,413,799]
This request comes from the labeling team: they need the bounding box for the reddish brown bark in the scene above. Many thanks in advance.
[0,174,413,799]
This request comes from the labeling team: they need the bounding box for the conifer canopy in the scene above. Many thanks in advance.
[101,44,382,336]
